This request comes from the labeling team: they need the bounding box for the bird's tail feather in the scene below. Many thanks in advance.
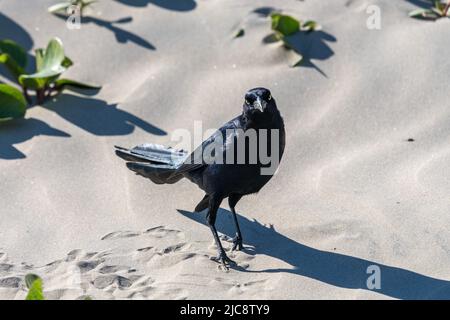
[115,144,188,184]
[125,162,184,184]
[115,144,187,165]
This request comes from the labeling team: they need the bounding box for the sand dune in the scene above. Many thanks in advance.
[1,0,450,299]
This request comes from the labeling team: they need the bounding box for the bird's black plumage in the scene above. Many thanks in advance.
[115,88,285,268]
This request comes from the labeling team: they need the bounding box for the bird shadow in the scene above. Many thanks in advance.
[0,12,35,82]
[0,118,70,160]
[114,0,197,11]
[178,208,450,299]
[53,14,155,51]
[40,93,167,136]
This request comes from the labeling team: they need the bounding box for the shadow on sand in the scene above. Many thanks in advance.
[0,93,166,160]
[405,0,433,9]
[42,93,166,136]
[53,14,155,51]
[0,118,70,159]
[285,31,336,77]
[114,0,196,11]
[264,31,336,77]
[253,6,336,77]
[0,12,35,81]
[178,208,450,299]
[0,12,33,50]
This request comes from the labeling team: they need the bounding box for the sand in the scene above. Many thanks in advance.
[1,0,450,299]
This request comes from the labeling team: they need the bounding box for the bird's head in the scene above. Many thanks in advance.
[242,88,276,119]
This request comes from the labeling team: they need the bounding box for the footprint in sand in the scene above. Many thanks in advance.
[158,243,189,254]
[65,249,101,262]
[101,226,184,241]
[143,242,198,269]
[77,260,104,273]
[209,277,270,296]
[93,274,133,289]
[101,231,141,240]
[144,226,184,239]
[127,286,187,300]
[0,277,22,288]
[228,279,271,296]
[98,265,130,274]
[137,246,154,252]
[0,263,13,272]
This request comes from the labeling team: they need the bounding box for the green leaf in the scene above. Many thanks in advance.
[234,28,245,38]
[271,13,300,37]
[0,39,27,69]
[55,78,101,91]
[19,76,47,91]
[262,33,282,44]
[81,0,97,9]
[433,0,445,12]
[25,274,45,301]
[35,49,45,72]
[0,84,27,120]
[409,8,429,17]
[48,2,72,13]
[301,20,321,32]
[62,56,73,68]
[41,38,66,73]
[19,38,67,89]
[409,8,439,19]
[0,53,25,81]
[431,6,444,16]
[25,274,40,288]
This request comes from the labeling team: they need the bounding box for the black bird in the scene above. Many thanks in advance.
[115,88,285,268]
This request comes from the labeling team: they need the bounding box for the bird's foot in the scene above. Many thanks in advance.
[210,252,236,270]
[232,236,243,251]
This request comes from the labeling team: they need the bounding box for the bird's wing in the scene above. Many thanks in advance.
[174,116,241,175]
[115,144,188,168]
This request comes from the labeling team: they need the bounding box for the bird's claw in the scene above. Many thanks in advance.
[210,252,236,269]
[232,236,243,251]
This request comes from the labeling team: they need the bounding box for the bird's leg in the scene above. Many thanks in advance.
[207,196,236,268]
[230,207,243,251]
[228,194,243,251]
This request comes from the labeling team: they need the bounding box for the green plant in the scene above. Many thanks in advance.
[0,84,27,121]
[24,274,94,300]
[25,274,45,300]
[0,37,100,121]
[234,12,321,67]
[409,0,450,20]
[269,13,321,67]
[234,28,245,38]
[49,0,97,16]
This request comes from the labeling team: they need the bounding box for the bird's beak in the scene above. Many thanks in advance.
[253,97,266,112]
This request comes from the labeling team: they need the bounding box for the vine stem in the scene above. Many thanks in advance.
[444,0,450,17]
[22,86,31,105]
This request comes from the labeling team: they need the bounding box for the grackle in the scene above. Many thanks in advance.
[115,88,285,268]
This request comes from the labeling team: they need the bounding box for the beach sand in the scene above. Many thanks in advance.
[1,0,450,299]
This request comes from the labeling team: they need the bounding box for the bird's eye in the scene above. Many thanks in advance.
[268,94,272,101]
